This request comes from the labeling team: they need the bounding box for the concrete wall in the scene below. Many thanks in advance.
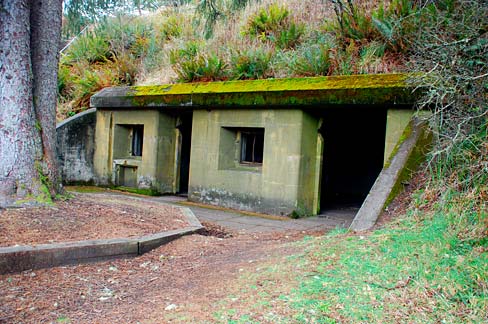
[298,113,321,215]
[188,109,319,216]
[56,108,96,184]
[384,110,414,165]
[93,109,177,192]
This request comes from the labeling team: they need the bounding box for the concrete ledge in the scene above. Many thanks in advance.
[0,206,202,274]
[349,118,429,231]
[90,74,417,108]
[138,226,200,254]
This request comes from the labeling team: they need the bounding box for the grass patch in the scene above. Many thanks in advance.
[211,182,487,322]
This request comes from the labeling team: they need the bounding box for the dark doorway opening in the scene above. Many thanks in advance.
[319,107,387,211]
[177,113,192,194]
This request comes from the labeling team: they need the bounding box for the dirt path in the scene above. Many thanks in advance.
[0,223,309,323]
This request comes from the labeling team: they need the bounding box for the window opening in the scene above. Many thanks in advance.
[240,129,264,164]
[131,125,144,156]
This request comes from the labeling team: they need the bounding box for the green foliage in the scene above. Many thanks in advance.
[57,64,72,96]
[194,0,252,39]
[62,0,171,37]
[244,4,289,38]
[63,32,111,64]
[230,47,273,80]
[243,4,304,49]
[58,13,174,118]
[213,180,487,322]
[326,0,419,53]
[159,15,182,40]
[275,22,305,49]
[410,0,487,199]
[291,42,332,76]
[169,41,228,82]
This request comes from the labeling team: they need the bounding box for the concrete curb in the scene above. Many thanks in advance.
[0,206,202,274]
[349,119,428,231]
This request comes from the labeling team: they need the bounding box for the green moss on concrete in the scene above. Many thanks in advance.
[384,124,432,208]
[384,122,413,169]
[93,73,418,108]
[112,186,162,196]
[66,185,108,193]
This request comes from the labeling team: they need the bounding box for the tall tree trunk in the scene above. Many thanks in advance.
[30,0,63,196]
[0,0,61,207]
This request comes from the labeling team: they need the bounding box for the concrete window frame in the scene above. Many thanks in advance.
[218,126,265,172]
[113,124,144,159]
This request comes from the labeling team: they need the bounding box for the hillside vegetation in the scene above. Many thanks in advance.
[58,0,417,119]
[58,1,487,321]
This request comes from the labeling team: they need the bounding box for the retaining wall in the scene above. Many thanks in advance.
[56,108,97,184]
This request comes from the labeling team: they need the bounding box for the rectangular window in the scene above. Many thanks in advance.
[240,129,264,165]
[131,125,144,157]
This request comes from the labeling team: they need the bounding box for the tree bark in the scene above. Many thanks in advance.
[30,0,63,196]
[0,0,61,207]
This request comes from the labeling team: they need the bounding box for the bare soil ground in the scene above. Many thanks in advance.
[0,193,188,247]
[0,223,308,323]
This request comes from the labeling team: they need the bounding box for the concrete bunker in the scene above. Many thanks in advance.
[89,74,421,217]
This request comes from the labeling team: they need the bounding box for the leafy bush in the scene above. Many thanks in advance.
[243,4,305,49]
[230,47,274,79]
[326,0,419,53]
[57,64,73,96]
[58,14,170,119]
[358,41,387,73]
[170,41,228,82]
[159,15,182,40]
[291,42,332,76]
[276,22,305,49]
[62,32,111,64]
[244,4,289,39]
[325,1,379,43]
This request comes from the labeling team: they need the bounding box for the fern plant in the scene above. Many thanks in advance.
[170,41,227,82]
[230,47,273,80]
[292,43,332,76]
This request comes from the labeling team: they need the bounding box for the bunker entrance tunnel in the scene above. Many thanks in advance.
[317,106,387,212]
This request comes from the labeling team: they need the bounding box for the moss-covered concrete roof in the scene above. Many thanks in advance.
[90,73,418,109]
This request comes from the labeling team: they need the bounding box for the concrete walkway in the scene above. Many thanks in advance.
[153,196,356,233]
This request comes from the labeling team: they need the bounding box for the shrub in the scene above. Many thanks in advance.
[326,0,419,53]
[159,15,182,40]
[170,41,228,82]
[57,64,74,97]
[63,32,111,64]
[325,1,379,43]
[244,4,289,39]
[329,39,360,75]
[291,42,333,76]
[358,41,387,73]
[243,4,304,49]
[276,22,305,49]
[230,47,274,80]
